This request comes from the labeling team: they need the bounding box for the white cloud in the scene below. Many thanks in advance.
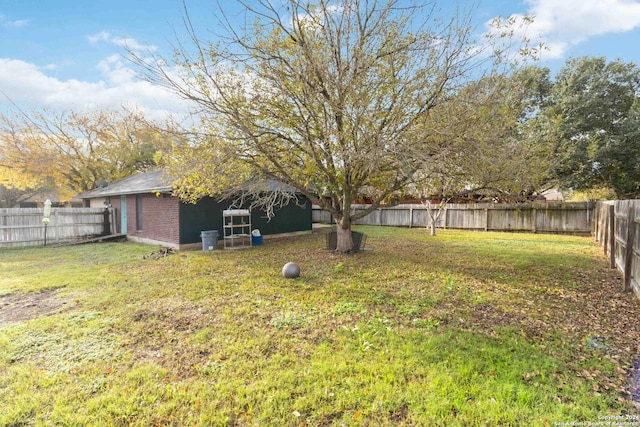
[6,19,30,28]
[87,31,111,44]
[0,14,30,28]
[96,54,143,86]
[486,0,640,59]
[289,3,344,30]
[87,31,157,52]
[0,57,189,120]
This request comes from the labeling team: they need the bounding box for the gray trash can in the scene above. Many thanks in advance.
[200,230,219,250]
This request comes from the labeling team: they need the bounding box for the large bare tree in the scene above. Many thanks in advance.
[412,67,556,235]
[133,0,526,252]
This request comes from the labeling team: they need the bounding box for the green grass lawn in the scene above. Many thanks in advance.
[0,226,638,426]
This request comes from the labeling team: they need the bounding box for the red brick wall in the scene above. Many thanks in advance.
[127,193,180,245]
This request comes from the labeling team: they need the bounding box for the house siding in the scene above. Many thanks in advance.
[252,197,312,236]
[179,198,226,244]
[128,193,180,245]
[179,195,313,245]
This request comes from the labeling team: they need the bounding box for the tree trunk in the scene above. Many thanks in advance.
[426,205,439,237]
[426,204,444,237]
[336,217,355,253]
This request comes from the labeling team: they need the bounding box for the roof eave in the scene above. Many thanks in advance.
[76,187,173,199]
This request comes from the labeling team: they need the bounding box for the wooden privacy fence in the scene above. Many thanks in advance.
[594,200,640,297]
[0,208,115,248]
[313,202,594,235]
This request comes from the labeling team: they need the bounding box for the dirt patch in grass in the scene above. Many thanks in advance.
[0,289,71,323]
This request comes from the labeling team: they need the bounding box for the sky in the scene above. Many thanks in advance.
[1,0,640,120]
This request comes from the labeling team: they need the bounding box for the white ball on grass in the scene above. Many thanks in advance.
[282,262,300,278]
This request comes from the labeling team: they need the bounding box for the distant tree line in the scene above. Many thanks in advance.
[0,108,179,207]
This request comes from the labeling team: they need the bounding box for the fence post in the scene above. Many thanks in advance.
[609,204,615,269]
[443,208,448,229]
[484,208,489,231]
[624,206,635,292]
[110,208,117,234]
[587,200,596,236]
[594,204,599,242]
[409,206,413,228]
[531,208,537,233]
[102,208,111,236]
[603,206,610,256]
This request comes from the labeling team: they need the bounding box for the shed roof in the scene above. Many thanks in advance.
[76,170,301,199]
[76,170,172,199]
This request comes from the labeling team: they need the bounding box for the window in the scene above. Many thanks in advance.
[136,195,143,230]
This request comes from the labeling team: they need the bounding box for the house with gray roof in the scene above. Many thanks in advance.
[76,170,312,249]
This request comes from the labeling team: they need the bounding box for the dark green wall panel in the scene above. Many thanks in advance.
[252,198,312,236]
[179,196,312,244]
[179,198,226,244]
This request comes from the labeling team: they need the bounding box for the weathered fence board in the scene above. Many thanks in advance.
[312,202,594,234]
[0,208,113,248]
[594,200,640,299]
